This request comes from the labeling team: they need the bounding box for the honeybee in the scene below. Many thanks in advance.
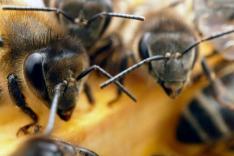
[0,0,133,135]
[176,60,234,155]
[11,82,98,156]
[44,0,113,49]
[41,0,144,104]
[100,0,234,107]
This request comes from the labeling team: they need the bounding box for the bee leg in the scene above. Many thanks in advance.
[201,58,234,109]
[91,35,137,104]
[107,79,123,106]
[108,55,129,106]
[90,34,120,67]
[84,83,95,104]
[192,50,220,83]
[7,74,42,136]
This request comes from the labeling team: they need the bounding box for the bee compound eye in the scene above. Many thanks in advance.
[139,35,150,60]
[24,53,49,100]
[0,37,3,47]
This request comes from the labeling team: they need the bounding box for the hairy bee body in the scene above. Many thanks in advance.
[0,1,57,104]
[137,8,197,61]
[0,6,62,68]
[0,0,91,134]
[0,2,88,95]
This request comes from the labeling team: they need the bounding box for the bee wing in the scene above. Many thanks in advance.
[217,36,234,61]
[194,0,234,60]
[208,24,234,60]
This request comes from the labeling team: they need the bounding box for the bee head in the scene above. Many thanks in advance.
[56,0,112,48]
[139,32,197,98]
[24,38,88,120]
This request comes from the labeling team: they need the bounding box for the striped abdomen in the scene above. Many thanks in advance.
[176,73,234,144]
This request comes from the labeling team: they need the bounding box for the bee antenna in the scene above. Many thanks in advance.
[1,6,144,26]
[1,6,76,23]
[44,81,67,136]
[76,65,137,102]
[100,55,168,89]
[82,12,145,26]
[182,29,234,56]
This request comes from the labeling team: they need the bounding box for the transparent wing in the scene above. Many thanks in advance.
[194,0,234,60]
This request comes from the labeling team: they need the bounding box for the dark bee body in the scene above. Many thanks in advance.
[45,0,112,49]
[176,62,234,148]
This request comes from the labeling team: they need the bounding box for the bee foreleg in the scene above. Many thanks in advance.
[83,83,95,104]
[108,54,130,106]
[7,74,41,136]
[201,57,234,110]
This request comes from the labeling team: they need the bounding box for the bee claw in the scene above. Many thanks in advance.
[17,123,43,137]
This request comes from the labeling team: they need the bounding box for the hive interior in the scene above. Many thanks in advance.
[0,0,234,156]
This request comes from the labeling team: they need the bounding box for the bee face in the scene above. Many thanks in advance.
[24,38,89,120]
[138,23,197,98]
[54,0,112,49]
